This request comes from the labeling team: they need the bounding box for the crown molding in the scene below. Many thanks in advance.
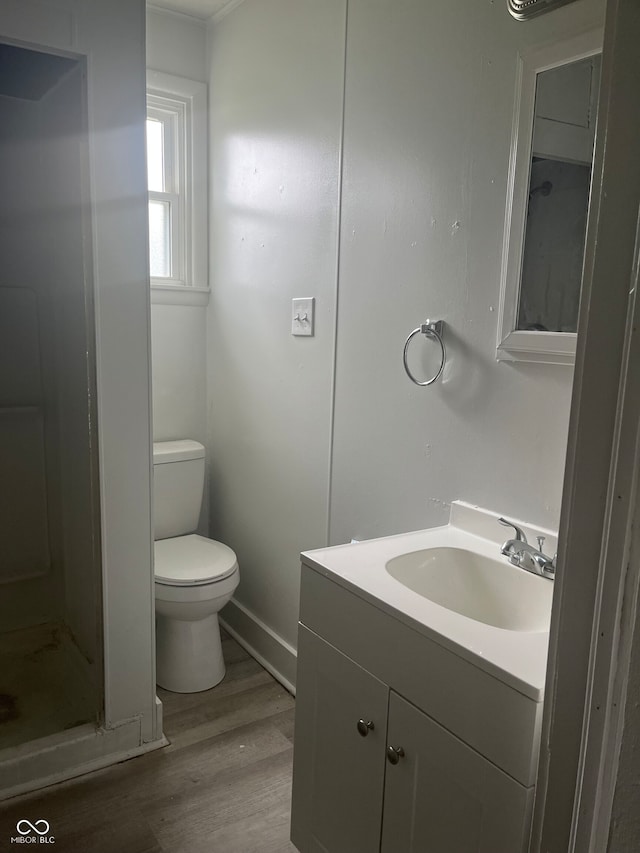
[146,3,207,24]
[209,0,246,25]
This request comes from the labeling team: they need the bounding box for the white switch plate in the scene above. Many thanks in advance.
[291,297,315,336]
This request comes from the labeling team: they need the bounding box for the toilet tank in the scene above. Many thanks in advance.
[153,440,205,540]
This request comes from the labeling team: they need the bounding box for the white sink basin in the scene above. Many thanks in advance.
[385,546,552,632]
[301,503,558,700]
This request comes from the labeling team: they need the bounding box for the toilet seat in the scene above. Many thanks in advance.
[154,534,238,586]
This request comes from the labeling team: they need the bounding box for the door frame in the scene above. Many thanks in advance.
[531,0,640,848]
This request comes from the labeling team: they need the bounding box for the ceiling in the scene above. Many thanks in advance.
[148,0,242,21]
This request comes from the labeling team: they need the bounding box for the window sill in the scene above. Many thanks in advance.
[150,284,210,307]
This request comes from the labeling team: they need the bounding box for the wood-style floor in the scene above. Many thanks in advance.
[0,633,298,853]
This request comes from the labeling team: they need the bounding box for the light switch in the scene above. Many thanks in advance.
[291,297,315,336]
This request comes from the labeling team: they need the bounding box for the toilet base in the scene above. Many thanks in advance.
[156,612,225,693]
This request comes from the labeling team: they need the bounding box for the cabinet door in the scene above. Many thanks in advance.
[291,625,388,853]
[380,693,534,853]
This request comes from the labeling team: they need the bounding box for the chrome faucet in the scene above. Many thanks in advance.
[498,517,556,580]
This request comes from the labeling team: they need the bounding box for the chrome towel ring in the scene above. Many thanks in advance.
[403,320,446,386]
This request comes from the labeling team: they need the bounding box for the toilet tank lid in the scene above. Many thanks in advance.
[153,439,204,465]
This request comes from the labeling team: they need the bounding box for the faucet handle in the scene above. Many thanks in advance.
[536,535,546,552]
[498,517,528,544]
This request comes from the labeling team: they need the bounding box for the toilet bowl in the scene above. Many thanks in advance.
[153,441,239,693]
[155,534,239,692]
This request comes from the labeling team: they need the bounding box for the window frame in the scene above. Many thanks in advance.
[147,104,183,281]
[146,70,208,305]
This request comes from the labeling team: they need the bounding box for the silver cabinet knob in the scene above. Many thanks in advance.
[386,745,405,764]
[357,719,375,737]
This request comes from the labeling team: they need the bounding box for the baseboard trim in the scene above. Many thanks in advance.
[0,719,167,801]
[220,599,297,695]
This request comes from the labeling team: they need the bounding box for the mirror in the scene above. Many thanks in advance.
[498,31,602,365]
[519,54,601,334]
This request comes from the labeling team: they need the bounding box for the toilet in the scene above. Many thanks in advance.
[153,439,239,693]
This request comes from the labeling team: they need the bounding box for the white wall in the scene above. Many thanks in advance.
[147,8,208,477]
[207,0,605,682]
[207,0,345,683]
[330,0,603,544]
[151,305,208,445]
[147,6,206,82]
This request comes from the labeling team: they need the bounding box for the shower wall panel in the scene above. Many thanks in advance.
[0,93,63,631]
[0,287,50,584]
[41,64,103,673]
[0,62,101,678]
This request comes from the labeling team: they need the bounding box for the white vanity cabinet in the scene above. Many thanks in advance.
[291,562,540,853]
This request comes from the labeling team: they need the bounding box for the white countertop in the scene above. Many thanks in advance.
[301,502,555,701]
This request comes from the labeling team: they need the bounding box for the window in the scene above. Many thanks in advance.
[146,71,208,302]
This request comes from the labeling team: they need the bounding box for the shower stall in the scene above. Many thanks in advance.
[0,43,103,755]
[0,0,162,801]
